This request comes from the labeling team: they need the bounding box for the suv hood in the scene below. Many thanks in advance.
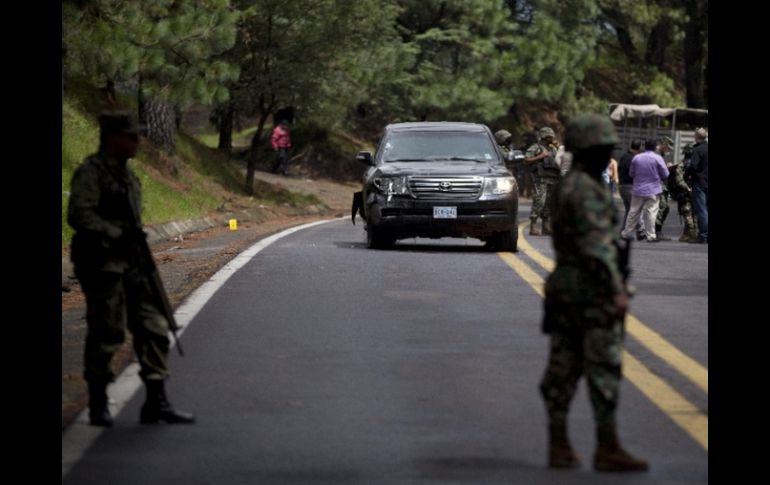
[377,161,509,177]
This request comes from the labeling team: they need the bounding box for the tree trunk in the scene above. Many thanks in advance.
[600,7,639,64]
[645,18,672,72]
[174,105,183,130]
[683,0,707,108]
[142,98,177,154]
[101,79,117,105]
[218,104,234,151]
[244,112,270,195]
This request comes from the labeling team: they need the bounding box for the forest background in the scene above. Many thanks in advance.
[61,0,708,243]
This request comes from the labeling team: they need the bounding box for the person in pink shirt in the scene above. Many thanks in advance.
[271,119,292,176]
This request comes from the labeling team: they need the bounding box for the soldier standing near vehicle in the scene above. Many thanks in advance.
[669,143,699,242]
[654,136,675,241]
[539,113,648,472]
[525,127,561,235]
[495,129,515,166]
[68,111,195,427]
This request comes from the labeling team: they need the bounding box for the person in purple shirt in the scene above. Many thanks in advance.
[620,139,670,242]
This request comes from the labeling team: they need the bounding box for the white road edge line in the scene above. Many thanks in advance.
[62,218,337,479]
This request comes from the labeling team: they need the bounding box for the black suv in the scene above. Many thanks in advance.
[352,122,518,251]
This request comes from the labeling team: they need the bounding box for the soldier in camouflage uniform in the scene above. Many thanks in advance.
[495,129,514,167]
[669,144,699,242]
[539,113,648,472]
[525,127,561,235]
[68,111,195,427]
[653,137,674,241]
[496,129,527,192]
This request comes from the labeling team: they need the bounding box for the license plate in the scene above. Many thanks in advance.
[433,206,457,219]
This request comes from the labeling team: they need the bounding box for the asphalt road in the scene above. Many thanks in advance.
[62,202,708,484]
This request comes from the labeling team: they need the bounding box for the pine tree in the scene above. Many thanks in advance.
[63,0,239,154]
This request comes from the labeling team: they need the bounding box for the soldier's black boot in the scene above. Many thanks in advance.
[140,380,195,425]
[542,218,552,236]
[593,424,649,472]
[655,225,671,241]
[547,422,581,469]
[87,379,113,427]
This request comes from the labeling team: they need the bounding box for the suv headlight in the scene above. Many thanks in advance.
[480,176,516,198]
[373,176,409,195]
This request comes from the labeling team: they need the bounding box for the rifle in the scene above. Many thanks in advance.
[614,238,634,298]
[134,229,185,356]
[120,177,185,357]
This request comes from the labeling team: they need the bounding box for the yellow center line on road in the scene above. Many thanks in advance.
[515,223,708,395]
[623,351,708,450]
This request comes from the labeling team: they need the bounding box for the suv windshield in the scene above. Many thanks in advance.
[380,131,498,163]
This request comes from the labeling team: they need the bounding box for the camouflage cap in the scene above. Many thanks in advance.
[494,129,512,145]
[660,135,674,147]
[538,127,555,139]
[564,113,620,151]
[98,111,147,136]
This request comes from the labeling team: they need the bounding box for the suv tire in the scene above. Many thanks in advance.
[366,225,394,249]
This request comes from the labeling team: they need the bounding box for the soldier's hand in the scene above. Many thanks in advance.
[613,293,629,320]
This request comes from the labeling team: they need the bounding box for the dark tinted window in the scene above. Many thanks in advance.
[379,131,499,163]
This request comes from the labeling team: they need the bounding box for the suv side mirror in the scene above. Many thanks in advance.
[356,151,374,166]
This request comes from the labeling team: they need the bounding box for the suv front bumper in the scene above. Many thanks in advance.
[366,194,517,240]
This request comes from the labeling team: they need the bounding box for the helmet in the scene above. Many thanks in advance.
[564,114,620,151]
[494,129,512,145]
[538,127,555,139]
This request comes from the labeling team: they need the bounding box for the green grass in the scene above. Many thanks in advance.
[197,126,257,149]
[62,90,324,251]
[251,179,322,207]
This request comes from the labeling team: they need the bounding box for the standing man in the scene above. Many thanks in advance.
[525,127,561,235]
[620,139,669,242]
[271,119,292,176]
[540,113,648,472]
[687,128,708,243]
[68,111,195,427]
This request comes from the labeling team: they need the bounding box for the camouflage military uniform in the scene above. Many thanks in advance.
[667,159,698,241]
[539,113,647,471]
[69,111,194,427]
[68,152,171,385]
[654,138,674,240]
[495,129,515,172]
[526,127,561,234]
[540,166,625,430]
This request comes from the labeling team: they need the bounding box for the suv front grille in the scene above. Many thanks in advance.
[408,176,482,200]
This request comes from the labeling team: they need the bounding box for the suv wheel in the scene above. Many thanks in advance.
[489,225,518,252]
[366,225,394,249]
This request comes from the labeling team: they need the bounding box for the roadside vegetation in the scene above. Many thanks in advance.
[62,89,321,251]
[62,0,707,247]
